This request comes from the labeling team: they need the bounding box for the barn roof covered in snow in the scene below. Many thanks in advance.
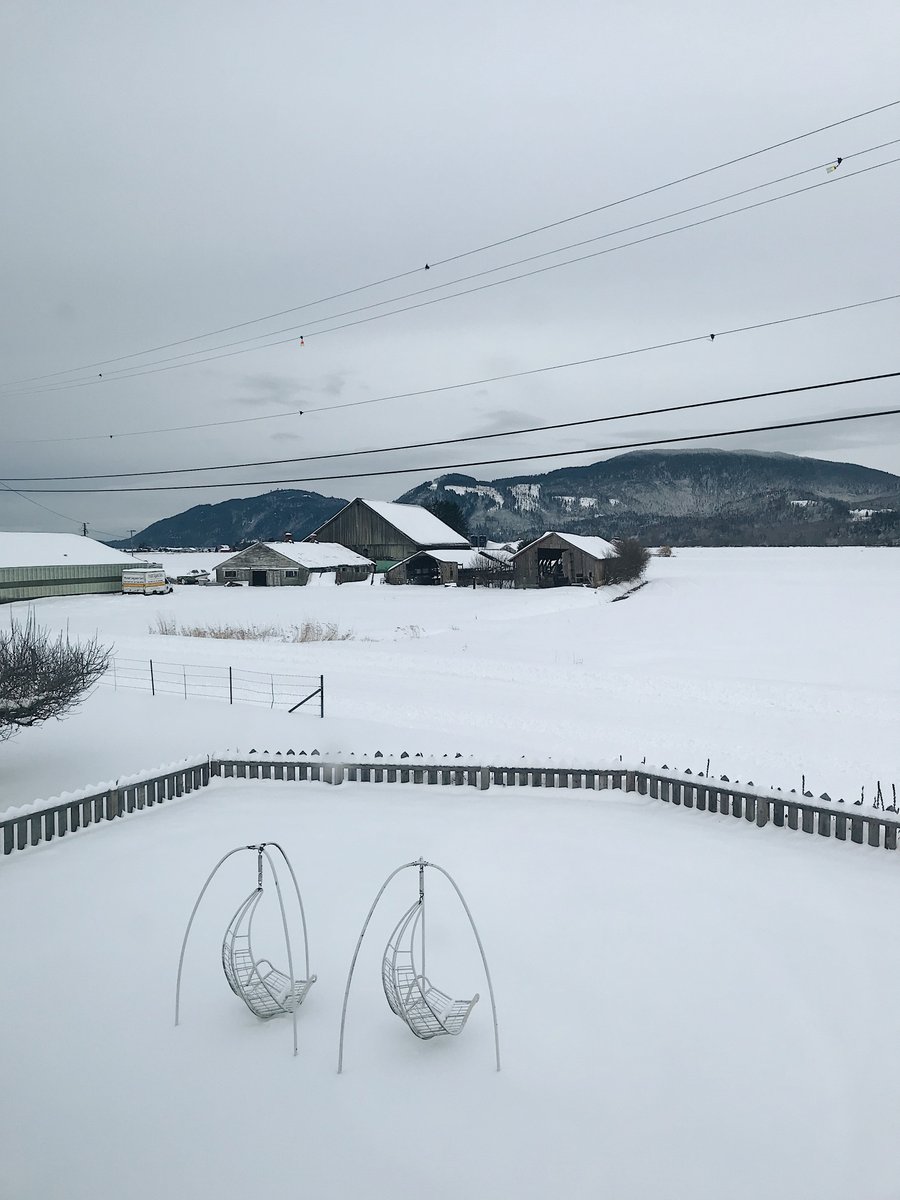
[513,532,618,559]
[397,548,511,568]
[358,500,469,547]
[251,541,373,568]
[0,533,147,569]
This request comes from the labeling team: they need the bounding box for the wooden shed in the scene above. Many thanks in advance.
[0,533,156,603]
[310,498,469,568]
[512,532,617,589]
[215,540,373,586]
[385,548,513,587]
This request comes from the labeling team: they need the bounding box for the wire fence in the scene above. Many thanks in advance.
[101,656,324,716]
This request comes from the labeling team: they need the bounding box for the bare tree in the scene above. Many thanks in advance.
[0,613,110,742]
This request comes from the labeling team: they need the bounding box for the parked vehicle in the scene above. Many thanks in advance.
[122,567,172,595]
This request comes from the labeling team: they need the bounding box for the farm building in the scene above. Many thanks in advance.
[215,539,373,586]
[0,533,155,603]
[310,499,469,569]
[385,548,513,587]
[513,532,617,588]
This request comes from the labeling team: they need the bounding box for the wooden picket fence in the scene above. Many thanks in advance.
[2,754,896,861]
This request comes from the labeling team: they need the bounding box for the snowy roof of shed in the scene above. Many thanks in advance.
[397,548,511,568]
[258,541,373,568]
[514,532,618,560]
[0,533,147,569]
[360,500,470,547]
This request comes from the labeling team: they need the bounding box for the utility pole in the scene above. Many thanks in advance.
[82,521,88,537]
[129,530,137,555]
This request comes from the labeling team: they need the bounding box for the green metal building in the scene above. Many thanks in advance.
[0,533,153,603]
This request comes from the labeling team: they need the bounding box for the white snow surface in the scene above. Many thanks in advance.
[3,547,900,1198]
[1,548,898,813]
[0,532,148,568]
[4,777,900,1199]
[357,499,469,546]
[225,541,374,568]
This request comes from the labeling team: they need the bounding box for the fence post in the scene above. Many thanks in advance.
[229,667,233,705]
[149,659,155,697]
[320,674,325,719]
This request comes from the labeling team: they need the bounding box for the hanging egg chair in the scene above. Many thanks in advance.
[338,857,499,1072]
[175,842,316,1056]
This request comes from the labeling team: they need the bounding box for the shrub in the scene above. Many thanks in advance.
[605,537,651,585]
[656,545,674,557]
[150,617,353,643]
[0,614,110,742]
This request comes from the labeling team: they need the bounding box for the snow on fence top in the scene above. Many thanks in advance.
[5,751,900,863]
[361,500,470,546]
[7,748,890,823]
[0,532,148,568]
[1,754,211,820]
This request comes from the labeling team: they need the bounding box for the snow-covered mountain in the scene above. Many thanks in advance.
[116,451,900,548]
[399,450,900,545]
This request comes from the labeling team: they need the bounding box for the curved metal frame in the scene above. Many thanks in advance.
[338,857,500,1073]
[174,842,315,1056]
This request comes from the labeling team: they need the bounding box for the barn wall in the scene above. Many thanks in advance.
[214,544,309,586]
[513,533,608,589]
[383,562,409,585]
[384,553,458,586]
[214,543,372,586]
[215,566,309,586]
[333,565,371,584]
[314,500,418,562]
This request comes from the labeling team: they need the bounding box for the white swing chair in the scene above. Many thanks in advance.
[338,857,499,1072]
[175,842,316,1056]
[381,899,478,1039]
[223,887,316,1019]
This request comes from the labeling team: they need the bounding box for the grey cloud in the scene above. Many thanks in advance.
[2,1,899,533]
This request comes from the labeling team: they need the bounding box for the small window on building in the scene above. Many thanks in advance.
[224,570,236,578]
[284,570,298,577]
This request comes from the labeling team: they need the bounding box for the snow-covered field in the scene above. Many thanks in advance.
[1,548,898,810]
[3,548,900,1198]
[4,777,900,1200]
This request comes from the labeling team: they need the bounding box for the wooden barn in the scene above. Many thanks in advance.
[215,539,373,586]
[0,533,156,603]
[384,547,512,587]
[310,498,469,569]
[513,532,617,589]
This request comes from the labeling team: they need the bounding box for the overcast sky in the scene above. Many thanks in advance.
[2,0,899,537]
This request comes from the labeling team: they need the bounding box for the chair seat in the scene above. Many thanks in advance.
[222,891,315,1020]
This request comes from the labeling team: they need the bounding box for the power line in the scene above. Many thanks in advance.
[305,293,900,416]
[8,370,899,482]
[10,147,899,399]
[2,408,305,446]
[7,291,898,446]
[12,379,900,493]
[12,149,899,401]
[0,479,123,539]
[3,97,897,392]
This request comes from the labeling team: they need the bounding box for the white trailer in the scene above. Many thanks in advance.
[122,566,171,595]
